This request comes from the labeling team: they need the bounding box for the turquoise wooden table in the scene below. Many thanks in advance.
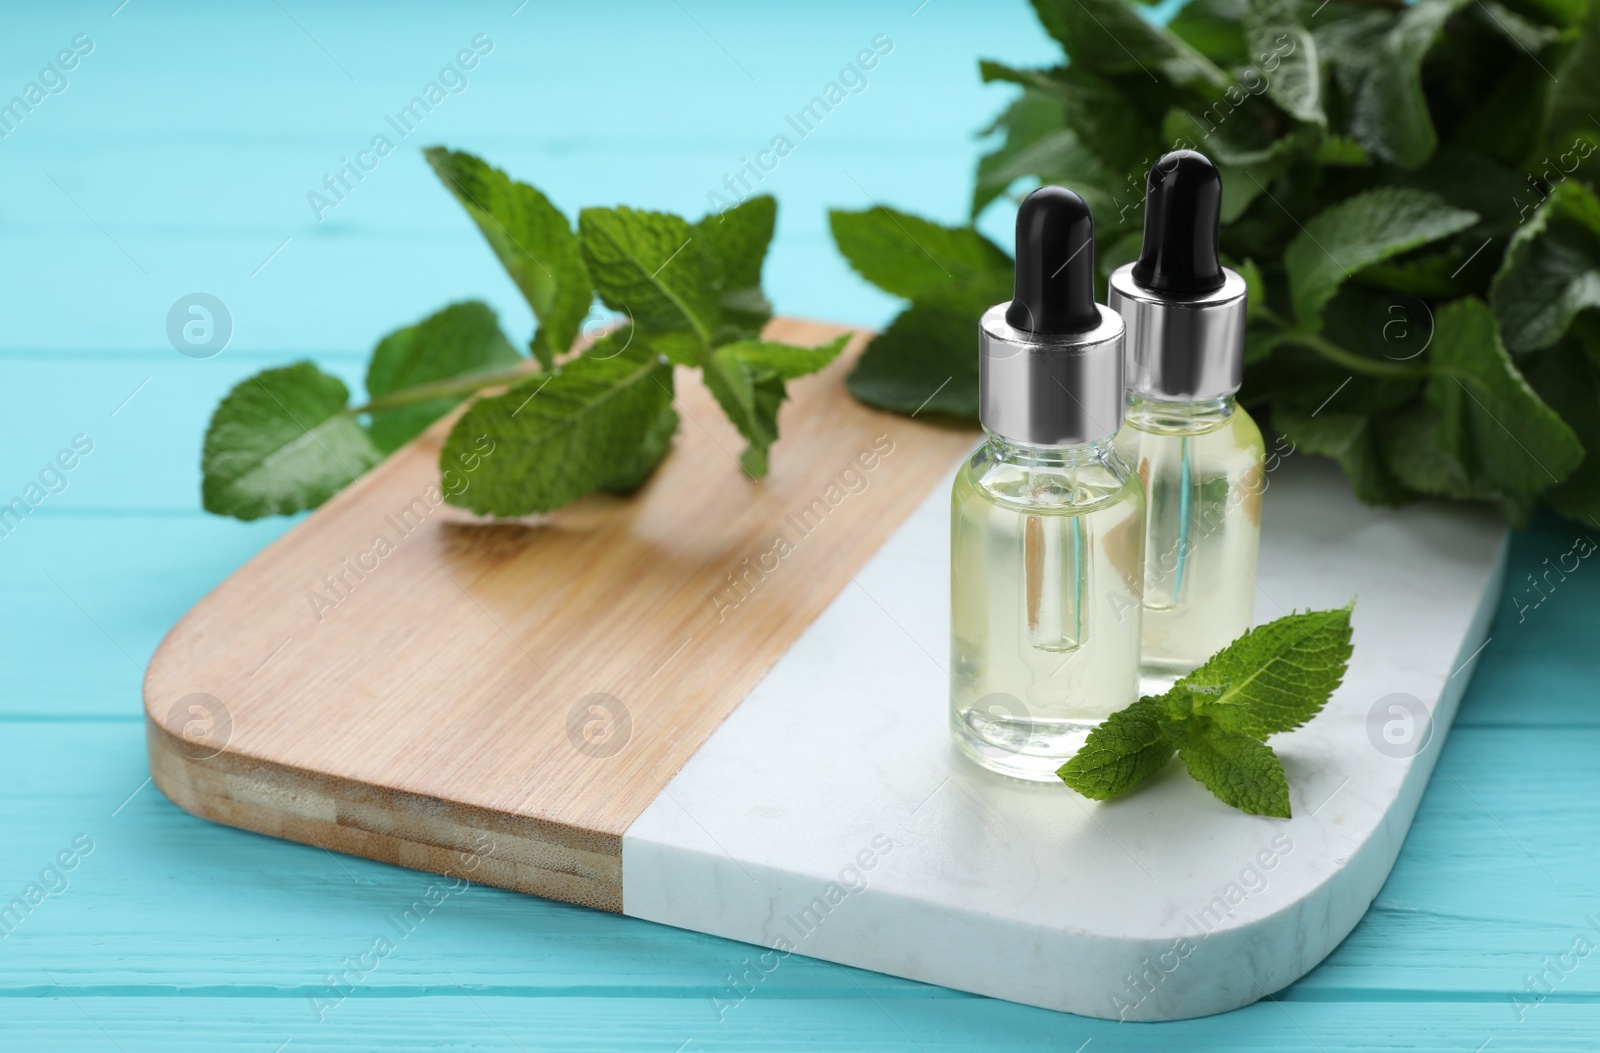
[3,1,1596,1048]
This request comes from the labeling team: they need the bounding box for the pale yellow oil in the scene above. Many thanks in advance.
[949,436,1146,781]
[1114,396,1264,695]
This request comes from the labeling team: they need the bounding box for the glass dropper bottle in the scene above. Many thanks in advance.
[1109,151,1265,695]
[949,186,1147,781]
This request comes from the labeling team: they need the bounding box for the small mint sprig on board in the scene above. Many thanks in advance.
[200,149,845,522]
[1058,604,1355,818]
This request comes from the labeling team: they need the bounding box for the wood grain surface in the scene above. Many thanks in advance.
[142,318,976,911]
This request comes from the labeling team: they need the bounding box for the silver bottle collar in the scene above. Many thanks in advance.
[978,302,1125,446]
[1107,263,1247,401]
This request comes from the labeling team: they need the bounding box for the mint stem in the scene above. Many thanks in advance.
[1255,307,1433,380]
[349,364,539,415]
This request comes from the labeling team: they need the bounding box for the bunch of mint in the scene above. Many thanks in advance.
[201,148,844,521]
[831,0,1600,528]
[1059,605,1354,817]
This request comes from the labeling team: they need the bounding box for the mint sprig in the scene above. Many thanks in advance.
[1057,604,1355,818]
[200,150,841,522]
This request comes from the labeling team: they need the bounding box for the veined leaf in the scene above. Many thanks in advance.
[695,194,777,341]
[1421,297,1584,503]
[1246,0,1324,126]
[1284,188,1477,329]
[1179,729,1292,817]
[425,148,590,370]
[202,363,381,521]
[1183,605,1354,738]
[579,206,721,366]
[1490,181,1600,353]
[1320,0,1470,170]
[846,290,989,422]
[829,207,1012,302]
[364,301,522,453]
[441,328,673,516]
[702,336,848,478]
[1057,697,1177,800]
[1029,0,1231,92]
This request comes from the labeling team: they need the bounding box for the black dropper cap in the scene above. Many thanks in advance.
[1131,150,1226,296]
[1005,185,1101,335]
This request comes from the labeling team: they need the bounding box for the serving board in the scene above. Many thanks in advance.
[145,318,1508,1020]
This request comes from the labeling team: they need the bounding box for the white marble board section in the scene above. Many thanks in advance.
[622,456,1509,1021]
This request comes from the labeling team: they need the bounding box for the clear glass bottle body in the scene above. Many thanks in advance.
[1113,395,1265,695]
[949,434,1146,781]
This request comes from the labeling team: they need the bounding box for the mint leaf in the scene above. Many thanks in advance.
[364,301,522,453]
[1524,333,1600,525]
[700,335,848,478]
[1284,188,1477,329]
[1246,0,1323,126]
[1273,409,1410,505]
[1419,297,1584,505]
[695,194,776,340]
[1169,0,1249,66]
[598,401,680,496]
[1490,181,1600,353]
[425,148,590,370]
[972,88,1068,216]
[703,350,786,479]
[1029,0,1230,91]
[846,293,985,422]
[717,335,849,380]
[202,363,381,521]
[828,207,1012,302]
[1183,605,1354,738]
[1321,0,1469,170]
[1059,606,1355,816]
[1056,697,1177,800]
[1179,729,1292,818]
[441,328,673,516]
[579,206,719,366]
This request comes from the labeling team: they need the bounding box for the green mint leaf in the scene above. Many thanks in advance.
[1314,135,1372,167]
[1029,0,1230,91]
[579,206,720,366]
[1168,0,1250,66]
[598,401,680,496]
[1245,0,1324,126]
[972,88,1068,217]
[1181,605,1355,739]
[700,335,848,478]
[1284,187,1477,329]
[424,148,590,371]
[364,301,523,453]
[1056,697,1177,800]
[1416,297,1584,505]
[828,206,1012,302]
[1490,181,1600,353]
[1179,729,1292,818]
[1548,1,1600,142]
[441,328,673,516]
[1272,409,1412,505]
[1320,0,1468,170]
[846,291,986,422]
[695,194,776,341]
[202,363,382,521]
[978,62,1157,180]
[1525,336,1600,526]
[717,335,849,380]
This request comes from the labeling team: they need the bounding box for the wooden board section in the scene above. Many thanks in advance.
[143,318,976,912]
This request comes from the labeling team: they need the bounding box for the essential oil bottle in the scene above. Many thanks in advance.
[1109,151,1264,695]
[950,186,1146,781]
